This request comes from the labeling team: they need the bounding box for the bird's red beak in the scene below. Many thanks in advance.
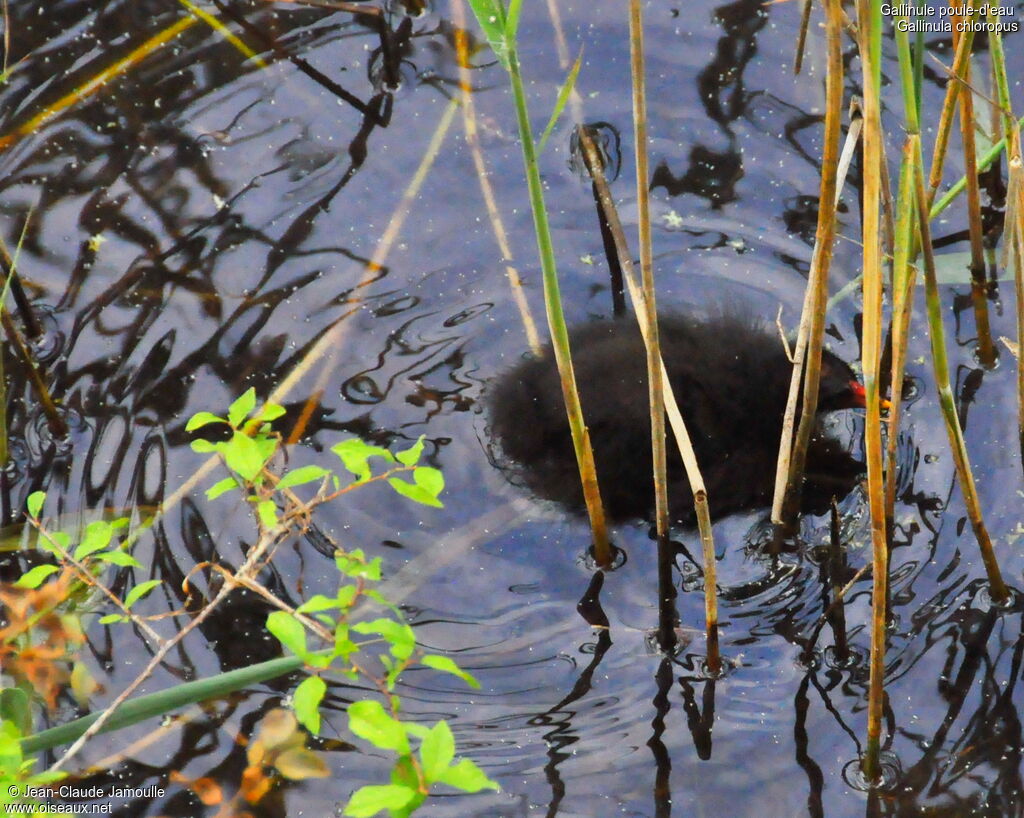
[849,380,893,411]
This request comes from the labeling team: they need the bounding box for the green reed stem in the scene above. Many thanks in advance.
[931,115,1024,219]
[1009,147,1024,459]
[912,136,1010,604]
[509,57,611,563]
[885,20,920,529]
[466,0,611,564]
[927,0,980,206]
[991,27,1024,460]
[885,142,918,528]
[989,28,1015,143]
[857,0,889,785]
[22,653,310,753]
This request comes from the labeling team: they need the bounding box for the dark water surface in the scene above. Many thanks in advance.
[3,0,1024,815]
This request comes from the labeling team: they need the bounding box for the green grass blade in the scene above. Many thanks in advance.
[505,0,522,40]
[20,653,316,753]
[465,0,509,67]
[537,50,582,154]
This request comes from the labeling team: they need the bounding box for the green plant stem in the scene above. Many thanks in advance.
[21,653,312,754]
[887,19,919,528]
[858,0,889,785]
[989,29,1015,143]
[927,0,979,204]
[503,45,611,565]
[885,142,918,528]
[912,136,1009,604]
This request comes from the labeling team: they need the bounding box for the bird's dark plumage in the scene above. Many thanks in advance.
[488,315,865,524]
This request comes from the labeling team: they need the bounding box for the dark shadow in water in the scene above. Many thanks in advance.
[528,629,614,818]
[677,672,715,762]
[794,674,825,818]
[649,657,674,818]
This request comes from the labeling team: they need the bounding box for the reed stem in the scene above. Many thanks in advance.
[856,0,889,784]
[503,27,612,566]
[912,137,1010,603]
[775,0,844,530]
[576,126,720,662]
[927,0,980,207]
[0,242,42,340]
[629,0,682,656]
[1,312,66,438]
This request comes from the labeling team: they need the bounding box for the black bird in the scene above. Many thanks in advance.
[488,315,868,524]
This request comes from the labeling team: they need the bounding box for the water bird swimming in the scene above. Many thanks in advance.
[488,315,870,525]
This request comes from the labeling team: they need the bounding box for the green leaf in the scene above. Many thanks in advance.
[190,439,220,454]
[387,467,444,508]
[39,531,70,558]
[223,431,271,482]
[15,564,59,589]
[73,520,114,560]
[186,411,227,432]
[305,652,333,669]
[419,721,456,783]
[421,655,481,689]
[361,588,400,613]
[277,465,330,490]
[258,402,286,422]
[335,551,382,581]
[254,433,278,467]
[413,467,443,497]
[436,758,499,793]
[296,594,340,614]
[537,49,583,154]
[391,753,420,787]
[504,0,523,40]
[294,676,326,735]
[206,476,238,501]
[0,719,24,773]
[332,634,359,663]
[93,551,143,568]
[123,579,161,609]
[267,611,308,658]
[394,436,425,467]
[347,700,409,754]
[466,0,510,68]
[257,500,278,529]
[352,619,416,661]
[387,757,426,817]
[0,687,31,736]
[26,491,45,519]
[343,784,417,818]
[336,585,358,609]
[331,438,395,482]
[99,613,127,625]
[228,388,257,428]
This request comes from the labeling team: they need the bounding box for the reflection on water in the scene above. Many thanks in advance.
[1,0,1024,816]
